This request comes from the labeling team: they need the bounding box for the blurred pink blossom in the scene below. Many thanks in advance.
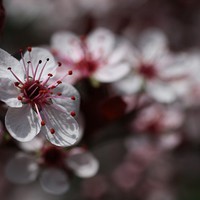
[51,28,131,84]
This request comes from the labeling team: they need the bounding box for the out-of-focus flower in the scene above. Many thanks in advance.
[107,134,174,195]
[133,104,184,134]
[179,51,200,107]
[113,29,190,103]
[0,47,80,147]
[124,135,161,167]
[130,104,183,150]
[112,161,141,191]
[121,135,175,199]
[5,144,99,195]
[51,28,131,84]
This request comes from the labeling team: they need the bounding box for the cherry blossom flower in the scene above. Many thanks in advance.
[178,51,200,107]
[51,27,131,84]
[131,104,183,150]
[112,161,141,191]
[5,143,99,195]
[112,29,190,103]
[133,104,184,134]
[0,47,80,147]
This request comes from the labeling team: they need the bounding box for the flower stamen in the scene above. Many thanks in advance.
[7,67,24,85]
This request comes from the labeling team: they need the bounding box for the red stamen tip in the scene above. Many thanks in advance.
[50,128,55,134]
[19,49,23,53]
[57,92,62,96]
[41,120,46,126]
[68,70,73,75]
[71,96,76,100]
[51,86,56,89]
[7,67,11,70]
[70,111,76,117]
[17,96,23,101]
[27,47,32,52]
[57,80,62,84]
[58,62,62,67]
[48,73,53,77]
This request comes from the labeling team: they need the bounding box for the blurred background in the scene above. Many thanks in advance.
[1,0,200,200]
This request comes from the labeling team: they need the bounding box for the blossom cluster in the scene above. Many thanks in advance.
[1,0,200,199]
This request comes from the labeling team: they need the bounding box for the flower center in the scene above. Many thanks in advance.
[42,146,65,167]
[8,47,77,134]
[138,64,157,79]
[21,80,48,101]
[75,58,98,76]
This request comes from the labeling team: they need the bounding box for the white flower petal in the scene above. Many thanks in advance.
[112,74,143,95]
[185,52,200,81]
[66,148,99,178]
[0,78,22,107]
[52,83,80,114]
[0,48,24,81]
[40,168,69,195]
[5,153,39,184]
[159,53,191,79]
[18,136,45,152]
[108,41,132,65]
[51,31,83,62]
[75,113,85,144]
[41,105,80,147]
[138,29,168,62]
[53,65,81,85]
[158,132,181,150]
[22,47,57,80]
[146,81,177,103]
[94,62,131,83]
[5,105,41,142]
[170,80,190,97]
[87,28,115,60]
